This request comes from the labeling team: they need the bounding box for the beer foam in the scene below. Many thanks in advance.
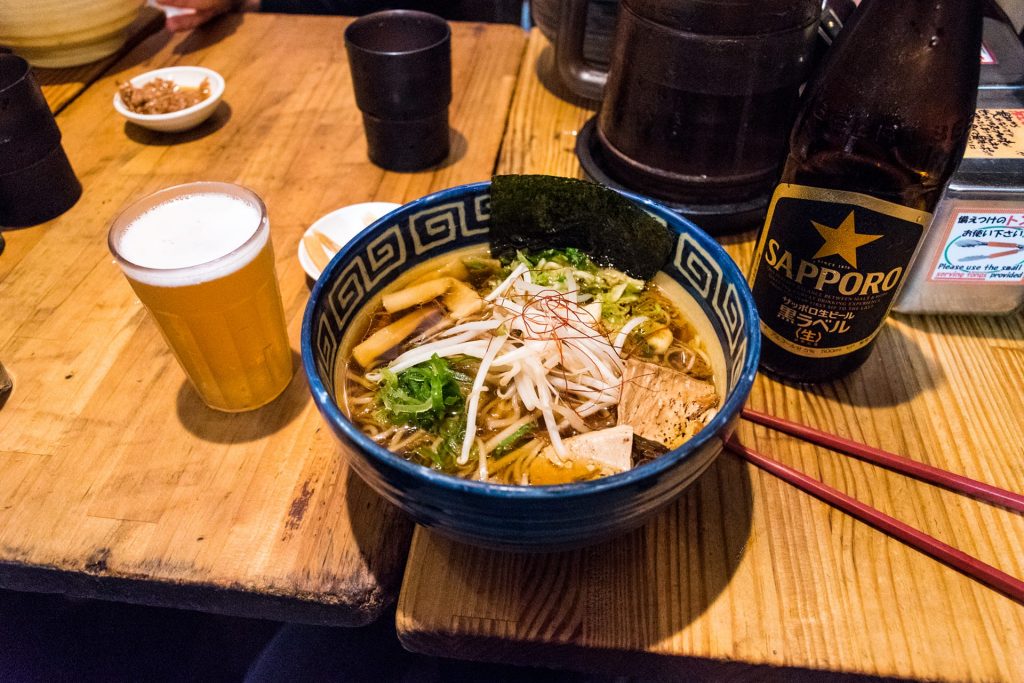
[116,193,267,287]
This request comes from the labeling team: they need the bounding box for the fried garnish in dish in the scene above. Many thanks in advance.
[118,77,210,115]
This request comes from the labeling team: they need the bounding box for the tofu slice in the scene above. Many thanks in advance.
[540,424,634,473]
[618,359,718,449]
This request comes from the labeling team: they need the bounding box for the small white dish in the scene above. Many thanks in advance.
[298,202,402,281]
[113,66,225,133]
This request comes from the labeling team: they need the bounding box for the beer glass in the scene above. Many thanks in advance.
[109,182,293,412]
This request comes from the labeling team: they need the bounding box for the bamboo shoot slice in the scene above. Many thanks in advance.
[411,258,469,285]
[314,230,342,254]
[443,279,484,319]
[381,278,452,314]
[352,307,437,367]
[303,234,330,273]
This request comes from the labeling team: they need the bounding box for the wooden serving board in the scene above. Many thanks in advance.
[396,31,1024,681]
[0,14,525,625]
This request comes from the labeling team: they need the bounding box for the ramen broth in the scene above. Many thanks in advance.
[338,246,720,486]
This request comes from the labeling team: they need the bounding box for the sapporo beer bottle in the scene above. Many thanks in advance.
[748,0,982,383]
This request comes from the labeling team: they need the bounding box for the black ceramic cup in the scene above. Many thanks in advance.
[0,54,82,228]
[344,10,452,171]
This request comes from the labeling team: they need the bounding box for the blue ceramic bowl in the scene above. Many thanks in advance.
[302,181,760,551]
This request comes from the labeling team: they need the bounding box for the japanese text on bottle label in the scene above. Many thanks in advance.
[749,185,930,358]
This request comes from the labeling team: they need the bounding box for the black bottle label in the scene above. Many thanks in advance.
[750,184,930,358]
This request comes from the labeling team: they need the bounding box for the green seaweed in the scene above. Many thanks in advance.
[489,174,674,280]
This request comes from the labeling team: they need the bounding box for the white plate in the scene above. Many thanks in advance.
[113,65,224,133]
[298,202,402,281]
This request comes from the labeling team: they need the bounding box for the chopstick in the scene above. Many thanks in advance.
[741,407,1024,514]
[725,437,1024,605]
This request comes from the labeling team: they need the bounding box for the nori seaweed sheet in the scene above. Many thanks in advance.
[489,175,674,280]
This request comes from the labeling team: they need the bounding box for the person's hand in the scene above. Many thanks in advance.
[158,0,240,32]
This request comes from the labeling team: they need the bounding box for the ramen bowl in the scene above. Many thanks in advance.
[302,181,759,551]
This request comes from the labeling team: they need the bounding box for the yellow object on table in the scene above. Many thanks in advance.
[0,0,144,68]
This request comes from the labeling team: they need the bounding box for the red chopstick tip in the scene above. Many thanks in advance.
[725,436,1024,606]
[738,409,1024,515]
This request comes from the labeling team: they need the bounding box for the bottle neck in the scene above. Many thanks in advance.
[802,0,982,119]
[829,0,982,88]
[782,0,983,211]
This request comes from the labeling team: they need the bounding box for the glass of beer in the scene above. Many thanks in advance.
[108,182,293,412]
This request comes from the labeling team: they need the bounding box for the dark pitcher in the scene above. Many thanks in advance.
[563,0,820,232]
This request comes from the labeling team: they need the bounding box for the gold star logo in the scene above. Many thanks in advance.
[811,211,882,268]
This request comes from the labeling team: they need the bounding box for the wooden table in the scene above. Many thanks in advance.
[33,6,165,114]
[0,13,524,626]
[396,31,1024,681]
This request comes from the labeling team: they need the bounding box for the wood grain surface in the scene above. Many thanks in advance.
[0,14,525,626]
[32,6,165,114]
[396,31,1024,680]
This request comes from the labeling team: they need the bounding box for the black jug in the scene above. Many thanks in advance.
[563,0,821,233]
